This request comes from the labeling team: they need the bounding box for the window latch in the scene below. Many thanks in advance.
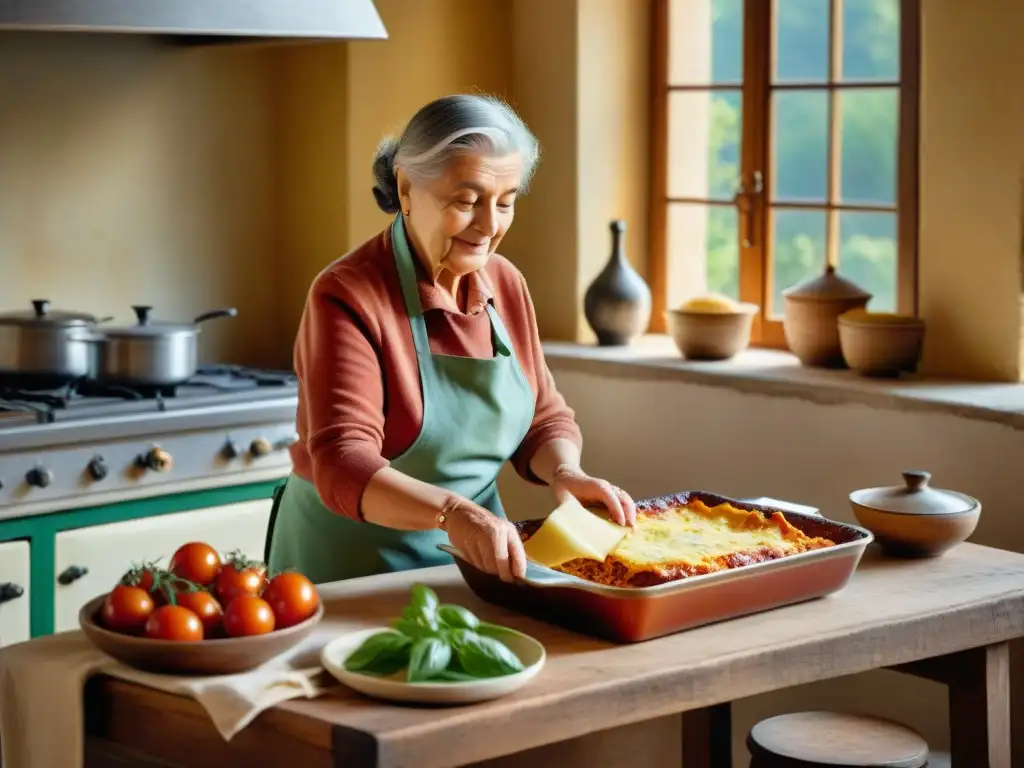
[733,171,764,248]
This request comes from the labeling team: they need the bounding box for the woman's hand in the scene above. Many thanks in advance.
[551,465,637,527]
[442,498,527,583]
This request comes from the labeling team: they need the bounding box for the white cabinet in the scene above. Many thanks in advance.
[53,499,273,633]
[0,541,30,648]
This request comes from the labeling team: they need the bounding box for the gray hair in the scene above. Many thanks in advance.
[371,94,540,215]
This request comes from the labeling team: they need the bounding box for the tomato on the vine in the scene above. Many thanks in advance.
[144,605,204,642]
[214,551,267,607]
[174,589,224,636]
[223,595,276,637]
[101,584,155,635]
[262,572,320,628]
[120,560,166,595]
[169,542,222,586]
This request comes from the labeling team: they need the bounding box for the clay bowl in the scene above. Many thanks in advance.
[849,470,980,558]
[838,310,926,378]
[665,303,759,360]
[80,593,324,675]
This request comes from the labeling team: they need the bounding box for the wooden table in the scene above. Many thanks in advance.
[84,543,1024,768]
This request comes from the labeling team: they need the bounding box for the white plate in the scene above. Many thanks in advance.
[321,625,546,705]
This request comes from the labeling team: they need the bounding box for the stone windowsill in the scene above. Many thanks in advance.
[541,335,1024,431]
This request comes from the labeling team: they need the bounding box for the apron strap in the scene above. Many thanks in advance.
[391,215,438,386]
[485,304,514,358]
[391,214,513,361]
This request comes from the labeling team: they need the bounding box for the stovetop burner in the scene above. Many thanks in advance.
[0,365,298,425]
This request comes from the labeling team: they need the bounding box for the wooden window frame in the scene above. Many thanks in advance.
[648,0,920,347]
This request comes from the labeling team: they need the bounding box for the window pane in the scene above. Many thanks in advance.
[770,208,828,316]
[841,0,900,81]
[772,90,829,203]
[838,88,898,205]
[774,0,830,83]
[668,90,742,201]
[669,0,744,85]
[839,211,897,312]
[668,203,740,303]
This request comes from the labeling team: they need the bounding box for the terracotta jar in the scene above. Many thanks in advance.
[781,265,871,368]
[849,470,981,558]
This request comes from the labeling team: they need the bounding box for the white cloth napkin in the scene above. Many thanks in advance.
[0,625,337,768]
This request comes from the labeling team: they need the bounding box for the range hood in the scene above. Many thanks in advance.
[0,0,388,42]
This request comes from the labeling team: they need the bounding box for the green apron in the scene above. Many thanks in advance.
[265,215,536,584]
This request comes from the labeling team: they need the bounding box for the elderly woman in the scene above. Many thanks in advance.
[265,94,636,586]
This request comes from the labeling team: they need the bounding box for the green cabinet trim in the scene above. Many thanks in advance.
[0,480,283,638]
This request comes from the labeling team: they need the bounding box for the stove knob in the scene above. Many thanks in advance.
[249,437,272,458]
[275,433,300,451]
[138,447,173,473]
[86,456,109,482]
[220,440,241,460]
[25,466,53,488]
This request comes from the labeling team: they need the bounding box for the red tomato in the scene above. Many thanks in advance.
[262,572,320,629]
[214,560,267,607]
[169,542,222,586]
[144,605,204,642]
[120,561,166,594]
[101,585,155,635]
[175,590,224,636]
[223,595,276,637]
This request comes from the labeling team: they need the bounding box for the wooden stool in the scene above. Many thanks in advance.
[747,711,930,768]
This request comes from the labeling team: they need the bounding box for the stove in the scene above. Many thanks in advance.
[0,365,300,519]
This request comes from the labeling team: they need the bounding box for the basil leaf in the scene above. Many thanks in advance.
[400,603,439,631]
[438,604,480,630]
[344,631,412,676]
[391,617,438,639]
[407,636,453,682]
[410,584,439,620]
[450,629,525,678]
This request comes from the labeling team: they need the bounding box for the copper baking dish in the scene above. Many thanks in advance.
[439,491,874,643]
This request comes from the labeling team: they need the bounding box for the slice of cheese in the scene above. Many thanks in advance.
[523,496,630,568]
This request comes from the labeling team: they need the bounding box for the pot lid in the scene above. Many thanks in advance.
[849,470,978,516]
[782,264,872,303]
[102,305,201,338]
[101,305,238,338]
[0,299,100,327]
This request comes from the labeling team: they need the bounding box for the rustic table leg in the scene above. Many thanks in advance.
[948,643,1011,768]
[891,642,1011,768]
[681,703,731,768]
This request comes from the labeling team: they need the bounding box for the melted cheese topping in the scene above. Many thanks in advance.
[611,502,801,567]
[544,498,835,588]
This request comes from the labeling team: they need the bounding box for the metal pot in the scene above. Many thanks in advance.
[91,305,238,387]
[0,299,108,385]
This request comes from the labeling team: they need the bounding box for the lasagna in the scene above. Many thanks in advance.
[538,496,836,588]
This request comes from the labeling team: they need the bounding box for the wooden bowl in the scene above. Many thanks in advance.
[665,303,758,360]
[80,594,324,675]
[838,310,926,378]
[849,470,980,558]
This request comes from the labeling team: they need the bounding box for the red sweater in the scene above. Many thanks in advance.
[288,226,583,521]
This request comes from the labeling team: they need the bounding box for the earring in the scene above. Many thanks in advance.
[403,209,410,216]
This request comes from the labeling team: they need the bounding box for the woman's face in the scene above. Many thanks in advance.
[397,152,523,279]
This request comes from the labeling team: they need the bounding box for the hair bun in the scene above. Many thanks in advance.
[371,137,401,214]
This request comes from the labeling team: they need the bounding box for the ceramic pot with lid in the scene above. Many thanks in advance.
[91,305,237,388]
[0,299,108,385]
[782,265,872,368]
[849,470,981,558]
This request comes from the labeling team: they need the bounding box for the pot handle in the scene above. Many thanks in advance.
[193,308,238,324]
[132,305,153,326]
